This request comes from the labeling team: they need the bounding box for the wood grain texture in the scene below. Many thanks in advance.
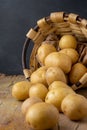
[0,74,87,130]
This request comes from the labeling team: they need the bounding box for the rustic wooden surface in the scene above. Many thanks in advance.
[0,74,87,130]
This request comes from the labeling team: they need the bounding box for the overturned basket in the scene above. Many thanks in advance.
[22,12,87,90]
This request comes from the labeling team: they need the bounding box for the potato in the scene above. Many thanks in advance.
[30,66,47,86]
[45,87,75,112]
[45,67,67,85]
[59,48,79,64]
[69,63,87,84]
[59,35,77,49]
[45,52,72,73]
[12,81,32,100]
[61,93,87,120]
[29,83,48,101]
[26,102,59,129]
[36,43,56,65]
[21,97,42,115]
[48,81,70,91]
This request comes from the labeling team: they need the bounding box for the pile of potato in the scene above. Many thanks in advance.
[12,35,87,130]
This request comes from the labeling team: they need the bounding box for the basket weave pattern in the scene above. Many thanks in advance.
[22,12,87,89]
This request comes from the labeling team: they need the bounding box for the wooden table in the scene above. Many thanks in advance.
[0,74,87,130]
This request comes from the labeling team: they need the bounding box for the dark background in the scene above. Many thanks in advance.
[0,0,87,75]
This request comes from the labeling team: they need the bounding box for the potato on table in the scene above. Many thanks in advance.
[29,83,48,101]
[26,102,59,130]
[61,93,87,120]
[21,97,42,115]
[12,81,32,100]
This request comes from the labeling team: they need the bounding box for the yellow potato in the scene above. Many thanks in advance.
[48,81,69,90]
[59,35,77,49]
[45,67,67,85]
[69,63,87,84]
[61,93,87,120]
[59,48,79,64]
[30,66,47,86]
[21,97,42,115]
[29,83,48,101]
[45,87,75,112]
[12,81,32,100]
[36,43,56,65]
[45,52,72,73]
[26,102,59,130]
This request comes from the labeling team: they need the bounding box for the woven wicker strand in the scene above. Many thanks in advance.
[22,12,87,89]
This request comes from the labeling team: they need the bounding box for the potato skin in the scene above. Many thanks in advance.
[59,48,79,64]
[26,102,59,130]
[21,97,42,115]
[45,87,75,112]
[37,43,56,65]
[12,81,32,100]
[59,35,77,49]
[29,83,48,101]
[45,67,67,85]
[30,66,47,86]
[69,63,87,84]
[45,52,72,74]
[61,93,87,120]
[48,81,69,90]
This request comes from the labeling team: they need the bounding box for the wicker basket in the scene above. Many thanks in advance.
[22,12,87,90]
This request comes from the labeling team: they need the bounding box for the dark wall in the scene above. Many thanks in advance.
[0,0,87,75]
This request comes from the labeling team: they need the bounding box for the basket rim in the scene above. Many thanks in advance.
[22,11,87,80]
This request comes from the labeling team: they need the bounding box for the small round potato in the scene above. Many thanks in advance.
[59,48,79,64]
[45,87,75,112]
[59,35,77,49]
[30,66,47,86]
[48,81,69,90]
[45,52,72,74]
[29,83,48,101]
[61,93,87,120]
[69,63,87,84]
[21,97,42,115]
[37,43,56,65]
[45,67,67,85]
[12,81,32,100]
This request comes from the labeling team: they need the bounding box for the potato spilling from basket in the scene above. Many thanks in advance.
[12,34,87,130]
